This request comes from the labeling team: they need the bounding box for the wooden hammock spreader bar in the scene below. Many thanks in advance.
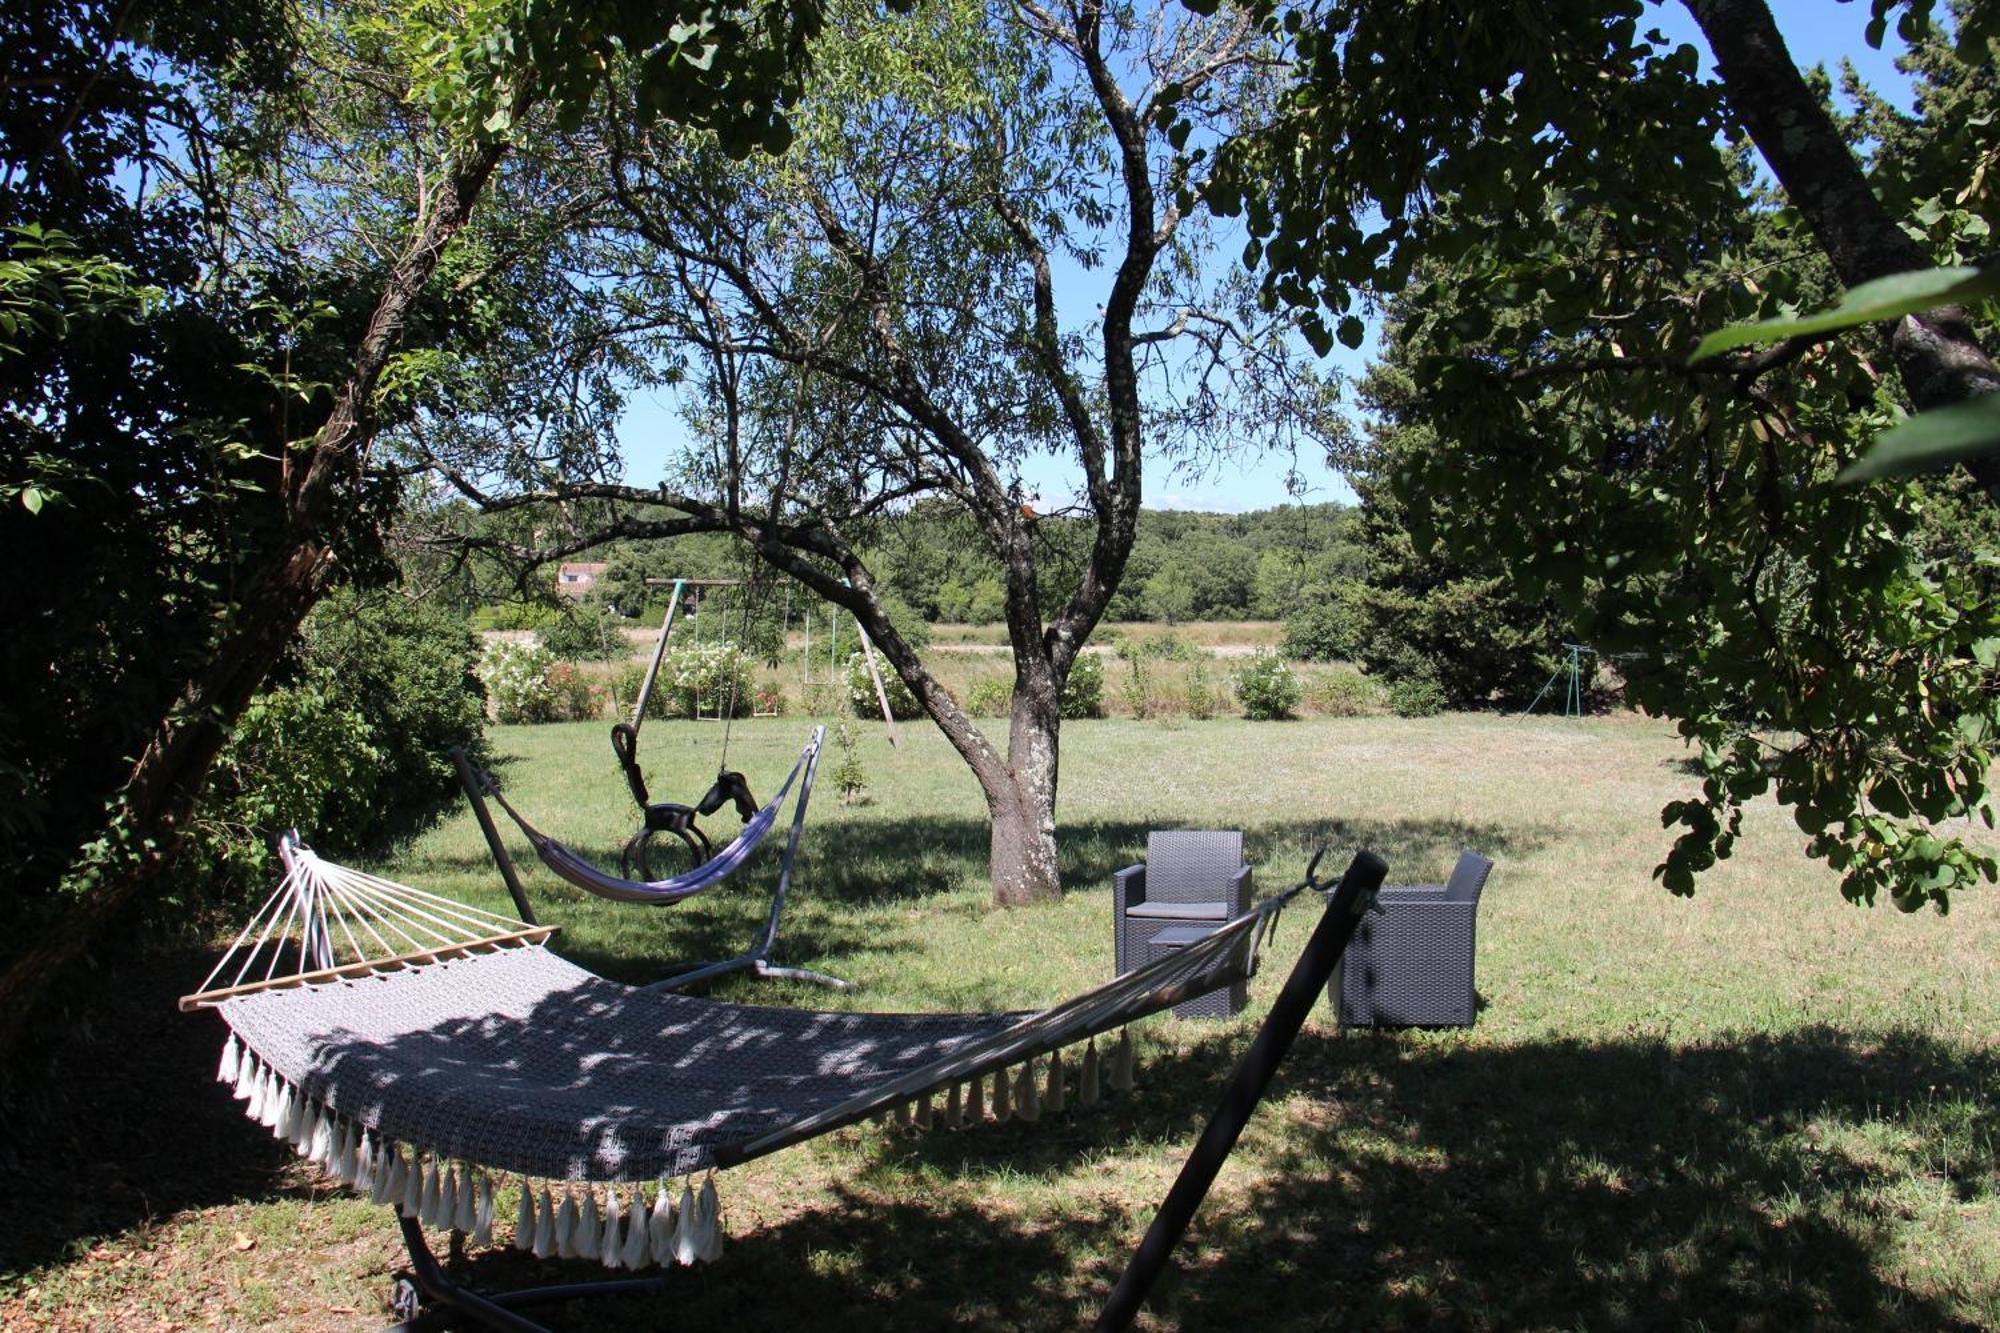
[178,924,558,1011]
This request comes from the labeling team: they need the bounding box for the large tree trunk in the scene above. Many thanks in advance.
[987,656,1064,906]
[0,137,511,1058]
[1686,0,2000,493]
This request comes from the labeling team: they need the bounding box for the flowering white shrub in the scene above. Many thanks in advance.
[666,640,755,718]
[481,640,563,724]
[845,652,922,720]
[1232,648,1302,720]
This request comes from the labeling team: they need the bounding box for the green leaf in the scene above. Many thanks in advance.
[21,485,43,514]
[1336,315,1365,349]
[1838,395,2000,483]
[1691,266,2000,362]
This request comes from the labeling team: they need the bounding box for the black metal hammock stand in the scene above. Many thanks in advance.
[454,724,852,991]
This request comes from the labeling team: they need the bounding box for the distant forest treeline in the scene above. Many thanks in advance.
[513,500,1362,626]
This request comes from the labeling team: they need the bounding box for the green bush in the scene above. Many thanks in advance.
[481,640,607,723]
[207,674,381,865]
[537,601,626,661]
[967,677,1013,717]
[197,590,487,888]
[482,640,564,724]
[544,662,605,721]
[800,681,846,717]
[936,578,1004,625]
[1119,654,1150,719]
[1232,648,1303,720]
[1389,676,1447,718]
[832,721,871,805]
[1282,593,1366,662]
[1061,652,1106,719]
[300,592,490,819]
[965,577,1006,625]
[875,591,934,651]
[847,651,924,720]
[485,601,560,632]
[1116,631,1194,662]
[609,661,675,722]
[1309,670,1387,717]
[1185,659,1220,721]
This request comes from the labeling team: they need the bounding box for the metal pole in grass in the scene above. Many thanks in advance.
[1095,849,1388,1332]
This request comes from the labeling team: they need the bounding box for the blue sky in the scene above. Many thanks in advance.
[617,0,1923,514]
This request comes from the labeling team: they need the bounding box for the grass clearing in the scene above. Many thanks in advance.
[4,712,1998,1329]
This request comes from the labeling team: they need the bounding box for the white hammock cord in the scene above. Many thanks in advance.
[194,863,303,998]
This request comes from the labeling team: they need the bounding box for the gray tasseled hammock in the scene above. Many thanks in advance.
[186,842,1291,1267]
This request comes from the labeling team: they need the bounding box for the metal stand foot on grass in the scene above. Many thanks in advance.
[383,1216,675,1333]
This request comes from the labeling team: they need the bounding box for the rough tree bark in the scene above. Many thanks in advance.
[1686,0,2000,494]
[0,137,512,1056]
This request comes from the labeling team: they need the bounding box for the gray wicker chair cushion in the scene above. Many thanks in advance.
[1126,901,1230,920]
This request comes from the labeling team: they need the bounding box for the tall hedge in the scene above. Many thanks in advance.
[191,589,488,900]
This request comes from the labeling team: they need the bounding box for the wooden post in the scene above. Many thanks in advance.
[855,624,901,748]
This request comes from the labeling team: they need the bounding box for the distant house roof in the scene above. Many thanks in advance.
[556,562,608,599]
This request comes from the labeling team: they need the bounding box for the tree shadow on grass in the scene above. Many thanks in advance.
[436,811,1544,990]
[6,939,1995,1331]
[431,1181,1127,1331]
[1156,1024,2000,1332]
[377,1023,1999,1331]
[559,1025,2000,1330]
[0,950,319,1282]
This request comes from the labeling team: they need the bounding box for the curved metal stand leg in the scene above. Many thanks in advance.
[644,949,854,993]
[639,730,853,994]
[752,959,857,990]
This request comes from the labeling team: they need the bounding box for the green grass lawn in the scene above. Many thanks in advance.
[6,713,1998,1330]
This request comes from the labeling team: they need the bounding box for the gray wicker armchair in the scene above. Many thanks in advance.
[1114,831,1253,1018]
[1333,849,1493,1027]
